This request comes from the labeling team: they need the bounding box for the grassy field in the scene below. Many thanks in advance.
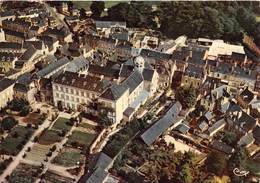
[79,122,96,130]
[9,163,41,183]
[26,144,51,162]
[52,117,72,133]
[67,130,97,149]
[0,126,34,155]
[39,130,61,145]
[52,148,84,167]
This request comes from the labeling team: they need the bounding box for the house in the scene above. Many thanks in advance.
[52,71,106,111]
[207,118,226,137]
[0,77,15,109]
[236,87,257,110]
[227,103,257,134]
[35,57,70,79]
[181,64,206,88]
[141,101,183,146]
[0,52,18,73]
[14,73,36,103]
[0,42,24,53]
[210,140,234,154]
[237,132,255,147]
[65,56,89,73]
[252,125,260,145]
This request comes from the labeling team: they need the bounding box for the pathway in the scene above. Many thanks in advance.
[0,115,53,182]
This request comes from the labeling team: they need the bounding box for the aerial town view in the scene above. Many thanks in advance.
[0,1,259,183]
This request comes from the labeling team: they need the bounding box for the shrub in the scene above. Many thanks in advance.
[1,117,17,131]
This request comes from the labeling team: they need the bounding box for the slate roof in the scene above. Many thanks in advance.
[0,42,22,50]
[238,132,254,147]
[141,101,182,146]
[95,21,126,28]
[100,83,127,101]
[253,125,260,144]
[119,64,134,78]
[140,49,172,61]
[210,140,234,154]
[14,83,29,93]
[239,88,255,104]
[0,78,15,92]
[24,41,44,50]
[53,71,105,94]
[88,65,120,78]
[207,118,226,136]
[176,123,190,134]
[20,46,37,61]
[94,152,113,170]
[85,167,108,183]
[65,56,89,73]
[3,29,25,39]
[184,64,204,78]
[121,69,143,94]
[36,57,70,78]
[142,69,154,82]
[228,103,257,132]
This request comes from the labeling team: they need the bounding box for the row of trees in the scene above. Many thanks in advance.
[86,1,260,46]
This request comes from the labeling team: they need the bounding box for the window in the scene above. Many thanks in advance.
[66,95,69,100]
[76,90,79,95]
[81,91,84,96]
[70,89,74,94]
[71,96,74,101]
[60,86,64,92]
[81,98,85,103]
[56,93,59,98]
[66,88,68,93]
[55,85,58,90]
[76,98,79,102]
[61,94,65,99]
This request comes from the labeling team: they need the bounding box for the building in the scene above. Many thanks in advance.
[0,52,18,72]
[0,77,15,109]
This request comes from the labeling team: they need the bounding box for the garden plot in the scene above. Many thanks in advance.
[52,117,72,133]
[66,130,97,151]
[41,170,75,183]
[22,112,46,125]
[52,147,84,167]
[8,163,42,183]
[0,125,34,155]
[39,130,62,145]
[25,144,51,163]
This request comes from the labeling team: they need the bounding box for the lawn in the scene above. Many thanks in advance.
[67,130,97,149]
[52,148,84,167]
[0,125,34,155]
[52,117,72,133]
[9,163,41,183]
[42,171,75,183]
[39,130,61,145]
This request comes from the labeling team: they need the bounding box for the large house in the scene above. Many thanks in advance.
[0,77,15,109]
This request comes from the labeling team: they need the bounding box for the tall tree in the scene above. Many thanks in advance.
[205,151,227,176]
[90,1,105,19]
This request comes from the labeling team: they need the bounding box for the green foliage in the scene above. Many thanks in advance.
[228,147,248,171]
[222,131,237,147]
[176,85,197,109]
[1,116,17,131]
[8,98,29,112]
[205,151,227,176]
[20,105,31,117]
[103,118,148,158]
[90,1,105,19]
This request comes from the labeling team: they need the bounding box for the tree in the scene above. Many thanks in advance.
[222,131,237,147]
[79,8,87,20]
[206,151,227,176]
[1,117,17,131]
[175,85,197,109]
[228,147,248,171]
[90,1,105,19]
[20,105,31,116]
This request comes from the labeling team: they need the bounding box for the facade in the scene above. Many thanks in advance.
[0,78,15,109]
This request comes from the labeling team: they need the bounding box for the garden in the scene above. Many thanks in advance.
[52,117,72,133]
[41,170,75,183]
[66,130,97,151]
[38,129,62,145]
[8,163,42,183]
[22,111,47,125]
[0,125,34,155]
[52,147,84,167]
[25,144,51,162]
